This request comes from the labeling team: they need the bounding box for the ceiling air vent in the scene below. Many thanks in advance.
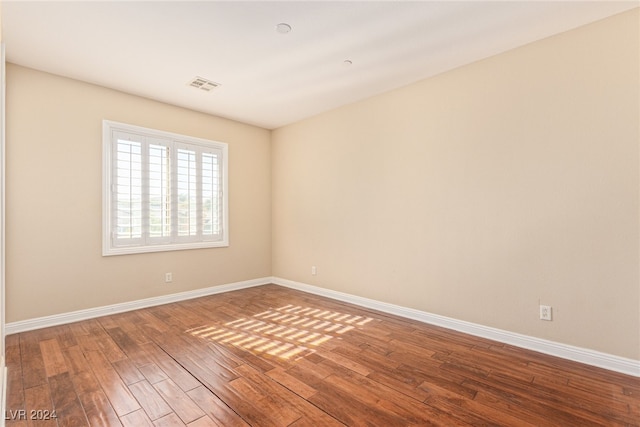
[187,76,220,92]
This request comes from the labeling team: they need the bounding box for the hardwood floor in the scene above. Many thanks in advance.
[5,284,639,426]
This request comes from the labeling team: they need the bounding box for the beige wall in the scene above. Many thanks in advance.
[272,10,640,359]
[6,64,271,322]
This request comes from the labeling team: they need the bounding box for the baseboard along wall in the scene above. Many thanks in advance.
[5,276,639,377]
[5,277,270,335]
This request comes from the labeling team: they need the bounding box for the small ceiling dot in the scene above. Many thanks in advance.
[343,60,353,66]
[276,23,292,34]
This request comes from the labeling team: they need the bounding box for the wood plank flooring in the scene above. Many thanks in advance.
[5,284,639,426]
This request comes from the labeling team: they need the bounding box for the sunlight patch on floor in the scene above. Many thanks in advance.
[188,304,374,360]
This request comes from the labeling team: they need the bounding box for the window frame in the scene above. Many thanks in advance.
[102,120,229,256]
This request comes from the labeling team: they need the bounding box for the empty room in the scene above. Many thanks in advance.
[0,1,638,426]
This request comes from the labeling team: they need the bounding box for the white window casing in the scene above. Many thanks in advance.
[103,120,229,256]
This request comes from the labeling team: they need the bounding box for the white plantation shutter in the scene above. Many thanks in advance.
[113,132,144,245]
[202,150,222,238]
[176,146,198,240]
[174,144,224,242]
[103,121,228,255]
[148,142,172,242]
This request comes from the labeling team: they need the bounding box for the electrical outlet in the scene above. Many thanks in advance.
[539,305,552,321]
[165,272,173,283]
[311,266,317,276]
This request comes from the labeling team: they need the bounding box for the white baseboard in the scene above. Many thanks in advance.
[271,277,640,378]
[5,276,639,377]
[5,277,271,335]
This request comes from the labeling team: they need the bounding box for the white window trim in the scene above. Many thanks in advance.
[102,120,229,256]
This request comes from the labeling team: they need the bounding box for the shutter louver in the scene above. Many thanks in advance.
[202,151,222,239]
[176,148,198,239]
[148,143,171,240]
[114,138,143,244]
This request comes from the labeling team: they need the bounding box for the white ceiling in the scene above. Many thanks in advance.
[3,1,637,129]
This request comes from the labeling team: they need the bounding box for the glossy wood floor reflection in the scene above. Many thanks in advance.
[6,285,639,426]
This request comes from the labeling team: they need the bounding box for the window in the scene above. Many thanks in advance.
[103,120,228,255]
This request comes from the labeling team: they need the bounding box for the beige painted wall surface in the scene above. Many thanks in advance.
[6,64,271,322]
[272,10,640,359]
